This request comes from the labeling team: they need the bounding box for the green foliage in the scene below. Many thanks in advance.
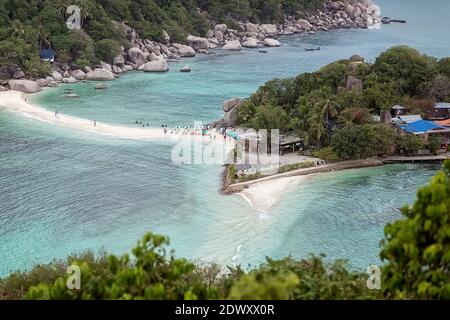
[373,46,437,95]
[312,147,339,163]
[395,134,426,156]
[95,39,121,64]
[428,136,442,155]
[238,172,262,182]
[331,124,398,160]
[380,160,450,299]
[227,164,238,181]
[278,161,315,174]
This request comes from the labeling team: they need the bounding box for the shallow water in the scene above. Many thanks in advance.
[1,0,449,276]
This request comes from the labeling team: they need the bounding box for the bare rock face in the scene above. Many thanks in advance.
[36,78,50,87]
[349,54,364,62]
[346,76,363,91]
[172,43,196,57]
[70,69,86,80]
[214,31,224,42]
[127,47,147,67]
[114,54,125,66]
[215,24,228,34]
[50,71,62,81]
[206,30,214,39]
[223,98,244,112]
[186,35,209,50]
[8,80,41,93]
[261,24,278,36]
[242,38,259,48]
[222,40,242,50]
[12,70,25,79]
[85,68,115,81]
[162,30,171,43]
[139,60,169,72]
[263,38,281,47]
[245,23,259,33]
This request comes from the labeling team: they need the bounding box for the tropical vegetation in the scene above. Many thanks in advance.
[0,0,325,76]
[237,46,450,160]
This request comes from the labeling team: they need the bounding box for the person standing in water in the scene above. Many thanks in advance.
[55,110,58,119]
[94,120,96,127]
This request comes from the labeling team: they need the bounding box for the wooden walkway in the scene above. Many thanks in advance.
[383,154,450,164]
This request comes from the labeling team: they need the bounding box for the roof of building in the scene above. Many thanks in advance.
[434,102,450,109]
[392,114,423,125]
[402,120,445,134]
[436,119,450,127]
[391,105,406,110]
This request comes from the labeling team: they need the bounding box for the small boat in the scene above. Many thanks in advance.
[258,50,269,53]
[305,47,320,52]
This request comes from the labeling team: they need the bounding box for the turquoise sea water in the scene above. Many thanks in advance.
[1,0,449,276]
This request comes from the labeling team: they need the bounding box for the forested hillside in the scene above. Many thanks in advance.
[0,0,325,76]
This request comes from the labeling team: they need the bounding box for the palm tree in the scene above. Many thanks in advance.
[317,97,339,124]
[307,107,328,148]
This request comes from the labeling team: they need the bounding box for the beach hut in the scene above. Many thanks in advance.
[401,120,450,145]
[39,49,56,63]
[427,102,450,120]
[392,114,423,126]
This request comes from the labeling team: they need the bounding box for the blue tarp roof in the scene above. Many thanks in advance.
[403,120,444,134]
[40,49,55,60]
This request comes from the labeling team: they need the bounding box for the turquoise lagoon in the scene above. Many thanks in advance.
[0,0,449,276]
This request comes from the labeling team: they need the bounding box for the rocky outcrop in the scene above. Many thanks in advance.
[70,70,86,80]
[36,78,50,87]
[261,24,278,36]
[127,47,146,67]
[215,24,228,34]
[186,35,209,50]
[139,60,169,72]
[223,40,242,50]
[346,75,363,91]
[172,43,196,57]
[222,98,244,126]
[85,68,115,81]
[8,80,41,93]
[50,71,63,81]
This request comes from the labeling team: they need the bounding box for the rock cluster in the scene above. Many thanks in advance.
[0,1,381,93]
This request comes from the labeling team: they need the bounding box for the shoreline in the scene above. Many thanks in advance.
[0,90,234,145]
[228,159,384,211]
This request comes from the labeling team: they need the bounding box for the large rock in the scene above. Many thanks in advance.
[127,47,146,67]
[223,40,242,50]
[36,78,50,87]
[223,98,244,112]
[242,38,259,48]
[346,76,363,91]
[162,30,171,43]
[215,24,228,34]
[12,70,25,79]
[173,43,196,57]
[263,38,281,47]
[62,76,77,83]
[139,60,169,72]
[214,31,223,42]
[51,70,63,81]
[70,69,86,80]
[85,68,115,81]
[0,65,18,80]
[349,54,364,62]
[245,23,259,33]
[186,35,209,50]
[223,99,244,126]
[261,24,278,35]
[114,54,125,66]
[8,80,41,93]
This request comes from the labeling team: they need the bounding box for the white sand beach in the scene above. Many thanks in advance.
[0,90,231,145]
[239,175,312,212]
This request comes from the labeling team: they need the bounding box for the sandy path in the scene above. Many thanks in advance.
[239,175,312,212]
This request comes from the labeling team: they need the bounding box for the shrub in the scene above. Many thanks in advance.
[312,147,339,163]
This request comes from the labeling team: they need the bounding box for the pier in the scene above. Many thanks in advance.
[383,154,450,164]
